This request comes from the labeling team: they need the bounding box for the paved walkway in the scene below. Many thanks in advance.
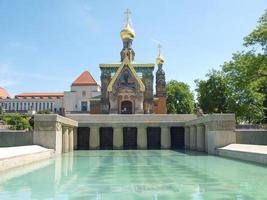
[218,144,267,165]
[0,145,52,160]
[0,145,54,171]
[219,144,267,154]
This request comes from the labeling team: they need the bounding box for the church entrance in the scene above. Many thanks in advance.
[123,127,137,149]
[147,127,161,149]
[170,127,185,149]
[77,127,90,150]
[100,127,113,150]
[121,101,133,114]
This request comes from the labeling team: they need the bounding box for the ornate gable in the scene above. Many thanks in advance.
[107,57,145,92]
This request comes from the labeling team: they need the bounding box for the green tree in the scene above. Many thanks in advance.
[195,70,228,113]
[166,80,194,114]
[3,114,32,130]
[244,10,267,53]
[37,110,51,114]
[222,52,266,123]
[222,10,267,123]
[195,10,267,123]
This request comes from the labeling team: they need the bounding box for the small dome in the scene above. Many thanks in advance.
[0,87,10,99]
[156,54,164,65]
[120,23,135,40]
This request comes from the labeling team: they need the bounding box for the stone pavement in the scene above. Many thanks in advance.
[0,145,54,171]
[218,144,267,165]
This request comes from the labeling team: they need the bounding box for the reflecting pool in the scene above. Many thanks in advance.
[0,150,267,199]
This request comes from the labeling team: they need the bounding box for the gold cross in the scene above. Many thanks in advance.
[158,44,162,55]
[124,9,131,25]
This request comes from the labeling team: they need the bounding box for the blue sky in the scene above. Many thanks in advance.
[0,0,266,97]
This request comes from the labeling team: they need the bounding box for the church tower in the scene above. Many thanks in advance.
[99,9,157,114]
[120,9,135,62]
[155,45,167,114]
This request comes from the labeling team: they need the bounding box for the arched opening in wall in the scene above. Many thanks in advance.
[121,101,133,114]
[77,127,90,150]
[147,127,161,149]
[123,127,137,149]
[100,127,113,150]
[170,127,185,149]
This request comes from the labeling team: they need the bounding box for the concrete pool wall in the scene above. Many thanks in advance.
[236,129,267,145]
[33,115,78,154]
[0,130,33,147]
[33,113,236,155]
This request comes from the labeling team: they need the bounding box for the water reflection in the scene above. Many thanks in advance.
[0,150,267,199]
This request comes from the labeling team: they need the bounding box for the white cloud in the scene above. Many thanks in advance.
[0,63,10,74]
[0,62,71,88]
[0,63,17,86]
[14,72,70,82]
[0,79,17,87]
[5,41,38,53]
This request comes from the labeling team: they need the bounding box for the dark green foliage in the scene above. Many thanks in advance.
[37,110,51,114]
[222,53,266,123]
[195,70,228,113]
[166,80,194,114]
[195,10,267,123]
[1,114,32,130]
[244,9,267,53]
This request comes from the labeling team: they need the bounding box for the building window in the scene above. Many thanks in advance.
[81,101,88,112]
[82,91,86,97]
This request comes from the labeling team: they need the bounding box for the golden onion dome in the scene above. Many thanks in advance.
[120,23,135,40]
[156,53,164,65]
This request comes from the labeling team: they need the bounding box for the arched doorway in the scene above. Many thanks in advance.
[121,101,133,114]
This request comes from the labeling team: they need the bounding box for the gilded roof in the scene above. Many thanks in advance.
[107,57,145,92]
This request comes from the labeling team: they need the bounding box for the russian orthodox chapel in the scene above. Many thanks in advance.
[95,10,167,114]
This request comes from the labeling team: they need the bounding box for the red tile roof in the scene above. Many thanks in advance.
[15,93,64,98]
[72,71,97,86]
[0,87,10,99]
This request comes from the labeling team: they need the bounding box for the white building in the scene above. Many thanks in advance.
[64,71,101,113]
[0,71,100,114]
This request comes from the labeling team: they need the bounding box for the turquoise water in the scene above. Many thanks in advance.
[1,150,267,200]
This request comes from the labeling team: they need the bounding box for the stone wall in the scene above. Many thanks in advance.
[185,114,236,154]
[67,114,197,127]
[0,130,33,147]
[236,129,267,145]
[33,114,237,155]
[34,114,78,154]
